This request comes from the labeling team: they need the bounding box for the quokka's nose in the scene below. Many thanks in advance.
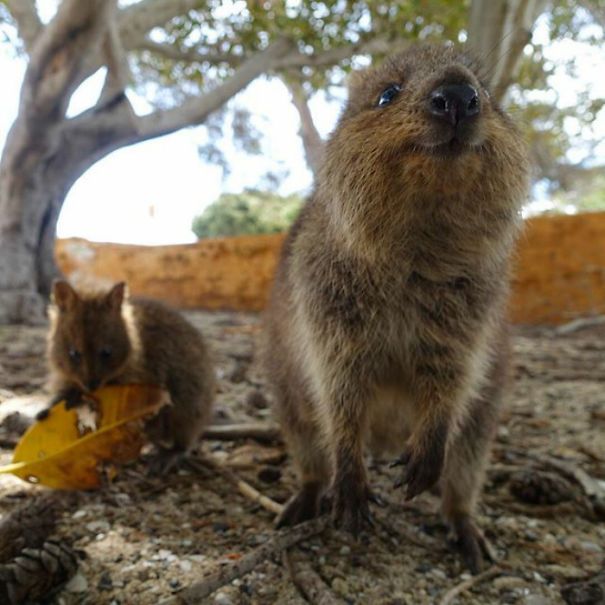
[428,84,480,126]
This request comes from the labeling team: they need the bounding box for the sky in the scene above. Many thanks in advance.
[0,9,603,245]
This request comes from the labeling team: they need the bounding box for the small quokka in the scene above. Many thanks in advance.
[41,280,215,471]
[262,43,528,572]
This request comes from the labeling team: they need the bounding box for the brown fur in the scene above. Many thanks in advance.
[44,281,215,467]
[262,44,528,572]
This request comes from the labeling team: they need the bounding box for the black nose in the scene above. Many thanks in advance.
[428,84,479,126]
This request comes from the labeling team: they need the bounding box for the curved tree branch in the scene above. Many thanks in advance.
[4,0,42,54]
[284,77,324,177]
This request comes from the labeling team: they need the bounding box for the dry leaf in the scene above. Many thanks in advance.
[0,384,169,489]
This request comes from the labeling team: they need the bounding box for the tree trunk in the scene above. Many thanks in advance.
[467,0,548,104]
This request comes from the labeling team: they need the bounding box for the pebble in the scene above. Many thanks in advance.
[522,596,550,605]
[72,509,87,519]
[430,568,447,580]
[339,545,351,556]
[580,541,602,554]
[190,554,206,563]
[65,573,88,593]
[331,577,349,594]
[86,520,110,533]
[543,564,585,580]
[257,465,282,483]
[214,592,234,605]
[179,560,192,572]
[168,578,180,589]
[212,521,230,534]
[97,571,113,591]
[493,576,530,591]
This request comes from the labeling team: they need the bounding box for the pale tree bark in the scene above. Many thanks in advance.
[467,0,549,104]
[285,78,324,178]
[0,0,551,323]
[0,0,365,324]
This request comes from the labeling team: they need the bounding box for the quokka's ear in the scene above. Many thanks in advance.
[106,281,128,310]
[51,280,79,312]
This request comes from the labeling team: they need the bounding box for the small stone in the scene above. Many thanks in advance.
[86,520,110,533]
[137,569,150,581]
[212,521,230,534]
[543,564,586,580]
[169,578,180,589]
[580,541,602,554]
[96,533,107,541]
[331,577,349,594]
[72,509,87,519]
[214,592,234,605]
[493,577,530,591]
[246,390,268,409]
[65,573,88,593]
[179,560,192,572]
[190,554,206,563]
[522,596,550,605]
[98,571,113,591]
[257,465,281,483]
[339,545,351,556]
[430,568,447,580]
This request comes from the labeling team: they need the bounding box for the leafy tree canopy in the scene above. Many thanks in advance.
[191,188,303,238]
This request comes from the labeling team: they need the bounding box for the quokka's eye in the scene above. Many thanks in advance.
[99,346,112,360]
[378,84,402,107]
[68,349,82,365]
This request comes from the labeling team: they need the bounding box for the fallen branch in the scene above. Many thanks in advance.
[439,567,510,605]
[553,316,605,336]
[159,517,330,604]
[203,423,282,444]
[501,449,604,501]
[186,457,284,516]
[284,550,340,605]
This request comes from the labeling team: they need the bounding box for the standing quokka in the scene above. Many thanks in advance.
[41,280,215,472]
[262,43,528,572]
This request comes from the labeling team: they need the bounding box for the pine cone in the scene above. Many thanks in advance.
[0,539,79,604]
[0,494,67,562]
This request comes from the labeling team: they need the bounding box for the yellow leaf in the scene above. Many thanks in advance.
[0,384,170,489]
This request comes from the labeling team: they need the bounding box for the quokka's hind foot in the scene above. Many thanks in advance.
[450,515,496,574]
[276,482,324,528]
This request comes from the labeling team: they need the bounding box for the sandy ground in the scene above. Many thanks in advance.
[0,311,603,604]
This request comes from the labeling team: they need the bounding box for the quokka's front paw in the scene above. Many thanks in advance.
[36,388,85,420]
[393,434,446,500]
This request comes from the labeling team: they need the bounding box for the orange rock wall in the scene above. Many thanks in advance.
[56,212,605,324]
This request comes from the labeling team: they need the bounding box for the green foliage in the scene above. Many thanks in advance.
[549,171,605,213]
[128,0,603,204]
[191,189,304,239]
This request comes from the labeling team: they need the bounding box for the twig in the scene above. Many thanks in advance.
[505,449,604,500]
[483,495,577,518]
[284,550,340,605]
[439,567,509,605]
[553,316,605,336]
[203,423,282,443]
[159,517,330,604]
[186,457,284,515]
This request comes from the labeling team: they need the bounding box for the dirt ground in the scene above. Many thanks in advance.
[0,311,603,604]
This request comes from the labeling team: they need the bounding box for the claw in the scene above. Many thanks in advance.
[389,452,411,468]
[451,516,496,574]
